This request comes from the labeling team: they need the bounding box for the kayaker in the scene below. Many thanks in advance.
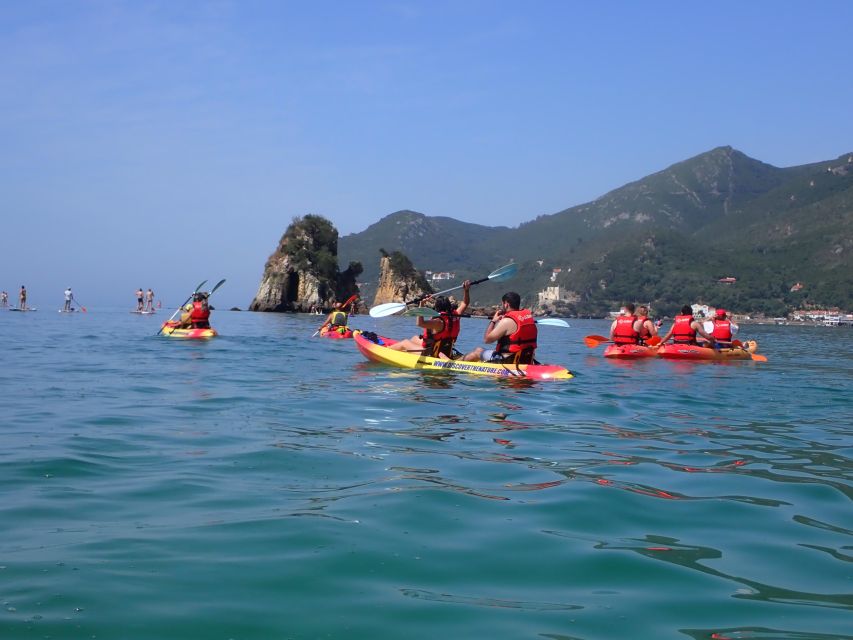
[388,281,471,358]
[636,305,658,344]
[318,302,350,335]
[19,285,27,310]
[659,305,715,345]
[64,287,73,312]
[189,292,211,328]
[136,288,144,311]
[709,308,739,347]
[462,291,538,364]
[609,303,642,345]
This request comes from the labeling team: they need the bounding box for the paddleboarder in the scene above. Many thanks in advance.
[19,285,27,310]
[0,291,7,307]
[63,287,73,312]
[145,288,155,312]
[135,288,144,311]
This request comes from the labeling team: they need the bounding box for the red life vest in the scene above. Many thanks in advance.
[422,312,460,357]
[612,315,639,345]
[496,309,538,362]
[637,315,653,343]
[712,319,732,341]
[190,300,210,323]
[672,315,696,343]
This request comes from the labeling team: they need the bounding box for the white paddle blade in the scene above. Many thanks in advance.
[488,262,518,282]
[536,318,570,328]
[370,302,407,318]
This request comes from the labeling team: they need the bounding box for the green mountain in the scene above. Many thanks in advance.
[339,148,853,315]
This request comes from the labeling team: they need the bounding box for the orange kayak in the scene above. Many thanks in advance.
[604,343,658,359]
[319,326,353,339]
[657,341,759,361]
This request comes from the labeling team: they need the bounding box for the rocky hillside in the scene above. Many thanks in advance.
[250,215,361,312]
[339,148,853,315]
[372,250,433,306]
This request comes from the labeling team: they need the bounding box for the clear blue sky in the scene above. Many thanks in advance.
[2,1,851,308]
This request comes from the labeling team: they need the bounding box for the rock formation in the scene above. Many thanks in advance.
[249,215,361,312]
[372,250,433,306]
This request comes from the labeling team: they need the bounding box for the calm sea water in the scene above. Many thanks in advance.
[1,309,851,640]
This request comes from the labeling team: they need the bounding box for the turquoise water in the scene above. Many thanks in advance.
[1,309,851,639]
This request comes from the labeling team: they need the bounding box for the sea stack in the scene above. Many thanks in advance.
[249,215,361,312]
[372,250,433,307]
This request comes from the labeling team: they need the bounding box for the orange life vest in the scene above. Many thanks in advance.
[422,312,461,358]
[672,315,696,344]
[613,315,639,345]
[712,319,732,341]
[496,309,538,363]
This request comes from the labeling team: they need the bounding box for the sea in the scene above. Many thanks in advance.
[1,308,851,640]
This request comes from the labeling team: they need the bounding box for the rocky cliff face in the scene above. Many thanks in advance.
[372,251,433,306]
[249,215,360,312]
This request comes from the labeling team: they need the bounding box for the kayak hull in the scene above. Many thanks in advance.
[320,327,353,339]
[353,331,573,380]
[160,322,217,339]
[604,343,658,359]
[657,341,758,361]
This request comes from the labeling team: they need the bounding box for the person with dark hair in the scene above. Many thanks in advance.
[19,285,27,310]
[609,302,641,345]
[659,305,715,345]
[462,291,538,364]
[387,281,470,358]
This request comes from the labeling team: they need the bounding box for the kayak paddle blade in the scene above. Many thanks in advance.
[536,318,570,327]
[584,334,610,348]
[487,263,518,283]
[370,302,407,318]
[209,279,226,295]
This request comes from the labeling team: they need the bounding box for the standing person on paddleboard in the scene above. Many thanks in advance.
[135,288,144,312]
[63,287,73,312]
[658,305,715,346]
[0,291,7,308]
[19,285,27,310]
[462,291,538,365]
[388,281,471,358]
[145,288,155,312]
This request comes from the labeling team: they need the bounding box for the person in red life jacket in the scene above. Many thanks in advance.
[636,305,657,344]
[609,302,642,345]
[188,292,211,328]
[387,281,470,358]
[462,291,538,364]
[708,308,739,347]
[659,305,715,345]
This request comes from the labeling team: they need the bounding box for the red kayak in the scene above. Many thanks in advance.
[319,326,353,339]
[603,343,658,359]
[657,341,761,361]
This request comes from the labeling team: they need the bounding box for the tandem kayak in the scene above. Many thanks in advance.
[160,321,217,339]
[603,343,658,359]
[657,340,760,361]
[353,331,573,380]
[319,326,353,339]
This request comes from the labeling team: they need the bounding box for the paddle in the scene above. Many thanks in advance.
[410,307,571,327]
[369,263,518,318]
[71,295,87,313]
[584,334,661,348]
[156,279,207,335]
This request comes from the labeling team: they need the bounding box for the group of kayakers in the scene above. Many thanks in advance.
[610,302,738,347]
[384,282,541,365]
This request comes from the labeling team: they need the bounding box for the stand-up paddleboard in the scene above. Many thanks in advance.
[10,307,38,312]
[58,308,77,313]
[130,310,157,315]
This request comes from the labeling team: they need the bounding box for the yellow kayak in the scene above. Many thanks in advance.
[160,321,217,339]
[353,331,573,380]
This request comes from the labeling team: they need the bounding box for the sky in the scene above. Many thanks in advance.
[1,0,851,309]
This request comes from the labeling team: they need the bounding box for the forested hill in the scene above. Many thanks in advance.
[338,147,853,316]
